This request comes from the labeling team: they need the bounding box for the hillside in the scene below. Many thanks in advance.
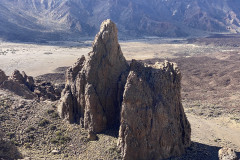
[0,0,240,41]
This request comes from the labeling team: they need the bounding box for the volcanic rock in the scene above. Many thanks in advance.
[9,70,35,92]
[0,79,36,99]
[0,70,36,99]
[0,69,7,85]
[87,131,98,141]
[118,60,191,160]
[58,19,129,133]
[218,147,238,160]
[0,69,59,100]
[34,81,61,101]
[10,70,26,84]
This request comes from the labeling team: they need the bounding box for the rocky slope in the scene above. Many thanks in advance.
[1,0,240,41]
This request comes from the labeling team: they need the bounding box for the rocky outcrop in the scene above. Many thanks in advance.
[1,79,36,99]
[0,70,36,99]
[0,69,7,85]
[58,19,129,133]
[118,60,191,160]
[10,70,35,91]
[0,69,60,100]
[58,19,191,159]
[218,148,238,160]
[34,80,61,101]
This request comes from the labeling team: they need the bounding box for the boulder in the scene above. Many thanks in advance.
[58,19,129,133]
[0,69,7,85]
[87,131,98,141]
[118,60,191,160]
[10,70,26,84]
[218,147,238,160]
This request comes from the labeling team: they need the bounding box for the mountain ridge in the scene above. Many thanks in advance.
[0,0,240,41]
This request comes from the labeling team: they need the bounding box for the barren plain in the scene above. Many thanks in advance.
[1,35,240,159]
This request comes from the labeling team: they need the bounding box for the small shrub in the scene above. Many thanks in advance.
[51,112,59,119]
[26,126,35,133]
[39,119,50,127]
[56,131,62,136]
[50,131,71,145]
[7,132,15,139]
[59,136,71,144]
[46,109,54,115]
[46,109,59,119]
[24,143,31,149]
[42,141,47,145]
[26,134,35,143]
[50,138,58,144]
[50,125,57,130]
[11,140,19,146]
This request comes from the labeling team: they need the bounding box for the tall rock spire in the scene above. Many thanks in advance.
[58,19,129,133]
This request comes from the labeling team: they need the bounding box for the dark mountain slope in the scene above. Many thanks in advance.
[0,0,240,41]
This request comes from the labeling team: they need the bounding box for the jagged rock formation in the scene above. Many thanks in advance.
[118,60,191,160]
[10,70,35,92]
[218,148,238,160]
[34,80,61,101]
[58,19,129,133]
[0,69,61,100]
[0,70,36,99]
[58,19,191,159]
[0,69,7,85]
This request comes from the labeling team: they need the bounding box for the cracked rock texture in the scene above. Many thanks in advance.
[117,60,191,160]
[58,19,129,133]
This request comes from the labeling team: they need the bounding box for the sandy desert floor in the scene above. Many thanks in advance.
[1,35,240,159]
[0,41,91,76]
[1,38,238,76]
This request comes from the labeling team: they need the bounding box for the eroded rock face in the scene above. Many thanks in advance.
[58,19,191,159]
[118,60,191,160]
[0,69,7,85]
[58,19,129,133]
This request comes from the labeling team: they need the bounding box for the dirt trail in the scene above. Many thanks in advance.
[187,113,240,152]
